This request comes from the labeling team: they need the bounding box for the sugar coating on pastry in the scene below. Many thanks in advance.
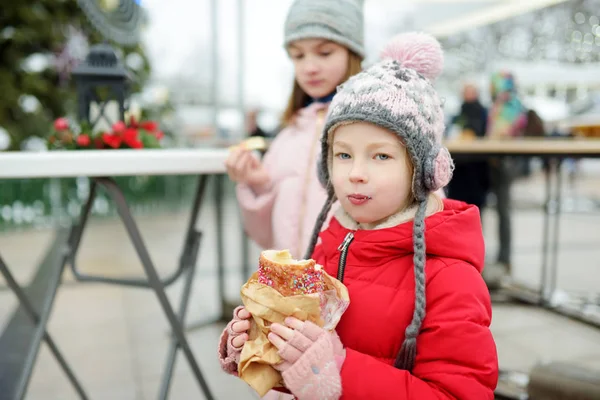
[258,250,324,296]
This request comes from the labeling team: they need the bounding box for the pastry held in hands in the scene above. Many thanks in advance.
[258,250,325,296]
[239,250,350,396]
[228,136,267,152]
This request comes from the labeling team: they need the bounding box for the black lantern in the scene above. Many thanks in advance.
[72,43,131,128]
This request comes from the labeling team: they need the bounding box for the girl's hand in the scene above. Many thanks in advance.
[225,147,271,193]
[268,317,345,400]
[228,307,252,348]
[218,306,253,375]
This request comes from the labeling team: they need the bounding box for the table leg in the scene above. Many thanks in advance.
[0,253,88,399]
[241,230,251,283]
[547,159,564,302]
[539,158,554,303]
[186,174,244,332]
[214,174,227,320]
[95,177,214,400]
[503,158,559,306]
[158,177,207,399]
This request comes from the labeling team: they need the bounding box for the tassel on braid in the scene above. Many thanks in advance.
[394,198,428,372]
[304,185,336,260]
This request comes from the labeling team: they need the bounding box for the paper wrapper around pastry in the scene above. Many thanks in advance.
[238,250,350,397]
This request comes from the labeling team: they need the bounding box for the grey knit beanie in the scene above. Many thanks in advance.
[284,0,365,58]
[305,32,454,372]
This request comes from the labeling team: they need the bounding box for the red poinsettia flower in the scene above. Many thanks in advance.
[76,134,91,147]
[54,117,69,132]
[94,137,104,149]
[123,128,138,142]
[140,121,158,132]
[102,132,122,149]
[154,130,165,140]
[112,121,127,135]
[122,128,143,149]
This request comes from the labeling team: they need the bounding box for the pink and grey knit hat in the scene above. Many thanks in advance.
[317,32,453,201]
[305,32,454,373]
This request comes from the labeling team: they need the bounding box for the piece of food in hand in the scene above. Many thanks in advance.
[229,136,267,152]
[258,250,325,296]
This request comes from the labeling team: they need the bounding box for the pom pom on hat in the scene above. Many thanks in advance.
[380,32,444,81]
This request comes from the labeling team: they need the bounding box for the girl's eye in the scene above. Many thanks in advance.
[335,152,351,160]
[375,154,390,161]
[320,51,332,57]
[290,53,303,60]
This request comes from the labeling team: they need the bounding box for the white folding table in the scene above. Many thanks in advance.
[0,148,230,400]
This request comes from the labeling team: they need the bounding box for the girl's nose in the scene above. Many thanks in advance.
[349,162,368,184]
[302,57,320,75]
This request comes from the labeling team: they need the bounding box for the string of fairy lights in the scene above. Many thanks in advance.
[440,0,600,80]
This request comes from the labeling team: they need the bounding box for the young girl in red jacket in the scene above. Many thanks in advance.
[220,32,499,400]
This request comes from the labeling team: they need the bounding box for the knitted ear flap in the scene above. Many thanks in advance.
[423,146,454,192]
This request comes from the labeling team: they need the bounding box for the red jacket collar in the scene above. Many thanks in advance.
[319,199,484,272]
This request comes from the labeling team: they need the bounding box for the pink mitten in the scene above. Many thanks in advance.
[217,306,247,375]
[274,321,345,400]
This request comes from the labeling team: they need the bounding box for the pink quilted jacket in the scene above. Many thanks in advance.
[236,102,331,258]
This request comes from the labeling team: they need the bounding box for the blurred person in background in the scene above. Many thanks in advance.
[483,71,528,288]
[447,83,490,215]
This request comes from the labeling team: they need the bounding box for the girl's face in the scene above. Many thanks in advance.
[331,122,413,228]
[288,39,350,99]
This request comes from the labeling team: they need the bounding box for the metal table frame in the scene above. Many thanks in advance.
[186,173,252,332]
[447,138,600,328]
[0,175,216,400]
[503,157,600,327]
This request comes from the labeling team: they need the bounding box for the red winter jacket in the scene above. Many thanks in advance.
[311,199,498,399]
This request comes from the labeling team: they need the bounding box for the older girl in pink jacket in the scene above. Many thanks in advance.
[225,0,365,258]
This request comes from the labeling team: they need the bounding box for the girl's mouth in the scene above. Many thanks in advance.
[347,194,371,205]
[306,79,323,87]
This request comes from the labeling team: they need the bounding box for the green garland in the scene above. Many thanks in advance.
[0,0,151,151]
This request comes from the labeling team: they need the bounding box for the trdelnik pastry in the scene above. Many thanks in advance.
[237,249,349,397]
[228,136,268,152]
[258,250,325,296]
